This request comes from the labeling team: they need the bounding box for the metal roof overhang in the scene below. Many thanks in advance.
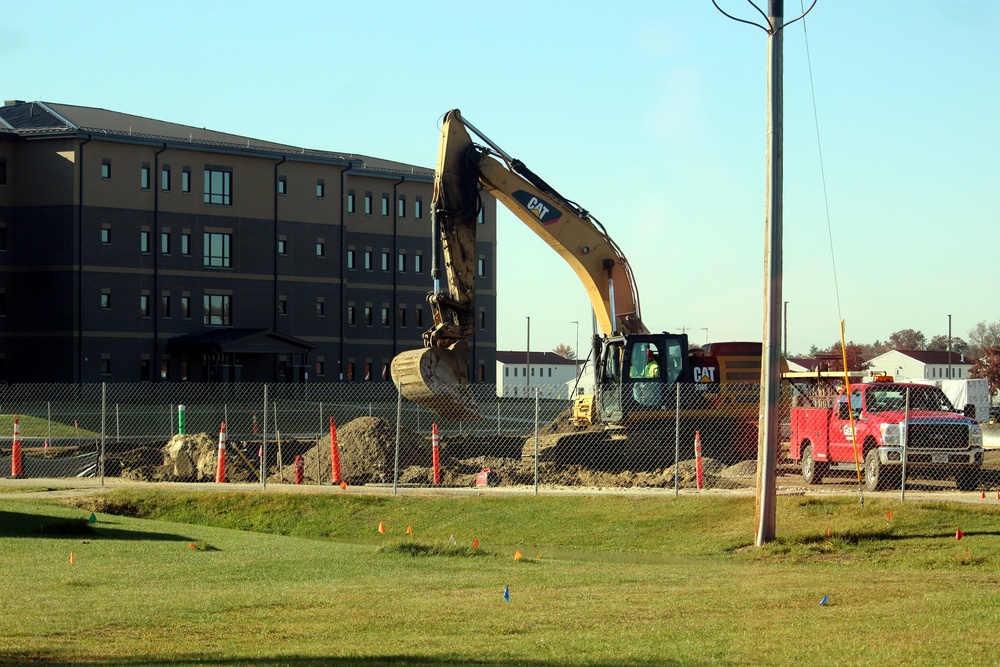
[168,329,315,355]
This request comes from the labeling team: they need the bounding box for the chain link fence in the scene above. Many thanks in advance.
[0,380,996,496]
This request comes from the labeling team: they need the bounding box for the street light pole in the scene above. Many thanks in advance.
[701,327,709,345]
[572,321,580,365]
[526,316,531,391]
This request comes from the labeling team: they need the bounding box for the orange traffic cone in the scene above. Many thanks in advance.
[887,510,892,520]
[406,525,413,536]
[340,481,348,490]
[981,490,986,500]
[378,521,386,534]
[69,551,75,565]
[473,538,479,548]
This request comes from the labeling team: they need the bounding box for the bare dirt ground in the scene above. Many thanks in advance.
[5,415,1000,506]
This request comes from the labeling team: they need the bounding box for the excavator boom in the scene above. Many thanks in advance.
[391,109,647,420]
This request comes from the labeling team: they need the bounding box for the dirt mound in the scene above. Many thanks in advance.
[161,433,219,482]
[275,417,427,485]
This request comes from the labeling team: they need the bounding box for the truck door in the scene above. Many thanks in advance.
[829,388,864,463]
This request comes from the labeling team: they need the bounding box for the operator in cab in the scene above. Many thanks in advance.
[644,349,660,378]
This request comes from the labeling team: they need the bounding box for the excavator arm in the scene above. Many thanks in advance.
[391,109,647,420]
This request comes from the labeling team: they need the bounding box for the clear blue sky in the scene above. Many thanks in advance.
[5,1,998,357]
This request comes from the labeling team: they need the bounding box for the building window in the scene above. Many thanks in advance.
[398,252,406,273]
[477,257,486,277]
[364,193,373,215]
[101,292,111,310]
[204,167,232,205]
[415,306,423,328]
[347,249,356,270]
[381,307,389,327]
[316,241,325,258]
[101,228,111,244]
[381,251,389,272]
[140,230,151,254]
[316,179,325,198]
[101,356,111,375]
[161,166,171,191]
[204,232,232,268]
[399,306,406,327]
[364,362,373,381]
[160,357,169,381]
[181,232,191,256]
[398,195,406,218]
[316,299,325,317]
[161,231,170,255]
[347,305,356,326]
[182,167,191,193]
[0,158,7,186]
[415,197,423,220]
[101,159,111,180]
[381,194,389,216]
[140,294,151,318]
[414,254,423,273]
[278,297,287,315]
[364,306,373,327]
[180,295,191,319]
[141,164,151,190]
[479,310,486,330]
[140,358,150,382]
[277,239,287,255]
[347,191,355,213]
[347,362,355,381]
[203,294,232,325]
[161,295,170,318]
[477,208,485,224]
[277,176,287,195]
[316,359,325,376]
[0,227,5,251]
[364,250,373,271]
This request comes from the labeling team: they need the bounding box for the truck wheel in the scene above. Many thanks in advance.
[864,449,891,492]
[801,444,825,485]
[955,468,981,492]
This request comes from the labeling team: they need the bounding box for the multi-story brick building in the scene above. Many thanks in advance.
[0,100,496,384]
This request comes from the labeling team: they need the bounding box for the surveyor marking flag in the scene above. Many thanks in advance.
[503,585,510,602]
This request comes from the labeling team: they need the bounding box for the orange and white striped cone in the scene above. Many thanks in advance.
[11,415,22,478]
[694,430,704,490]
[215,422,227,483]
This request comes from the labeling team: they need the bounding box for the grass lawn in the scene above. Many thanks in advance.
[1,489,999,666]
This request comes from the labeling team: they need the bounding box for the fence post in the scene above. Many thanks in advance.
[393,384,403,495]
[674,383,681,497]
[177,404,186,435]
[100,382,106,486]
[534,388,539,495]
[901,387,910,501]
[262,385,268,490]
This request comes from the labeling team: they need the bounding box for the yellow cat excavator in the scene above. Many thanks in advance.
[391,110,765,466]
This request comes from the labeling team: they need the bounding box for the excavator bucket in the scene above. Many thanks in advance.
[390,344,481,422]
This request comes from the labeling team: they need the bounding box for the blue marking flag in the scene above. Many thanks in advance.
[819,596,828,606]
[503,585,510,602]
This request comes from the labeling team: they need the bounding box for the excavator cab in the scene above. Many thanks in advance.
[595,334,690,421]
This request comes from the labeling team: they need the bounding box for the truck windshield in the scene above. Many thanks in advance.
[865,385,956,413]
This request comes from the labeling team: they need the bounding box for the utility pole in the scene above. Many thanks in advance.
[948,314,952,379]
[712,0,814,547]
[755,0,784,547]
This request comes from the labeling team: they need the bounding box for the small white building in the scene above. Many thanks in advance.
[496,351,583,398]
[866,349,974,381]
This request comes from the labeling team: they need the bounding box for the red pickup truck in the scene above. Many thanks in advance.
[790,380,984,492]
